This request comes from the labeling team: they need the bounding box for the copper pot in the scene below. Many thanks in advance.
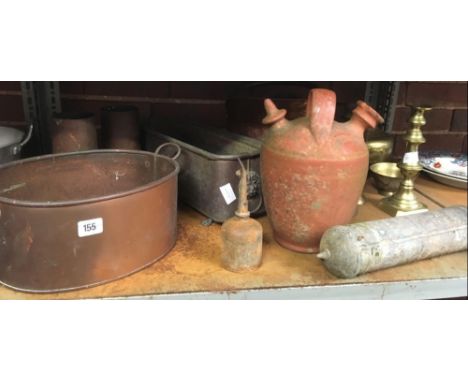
[52,112,97,153]
[101,105,141,149]
[0,149,179,292]
[260,88,384,253]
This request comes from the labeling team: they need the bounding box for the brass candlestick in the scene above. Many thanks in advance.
[379,106,431,216]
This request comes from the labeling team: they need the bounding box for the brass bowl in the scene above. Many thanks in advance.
[367,138,394,165]
[369,162,403,196]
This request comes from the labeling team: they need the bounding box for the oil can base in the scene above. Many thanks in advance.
[222,263,262,273]
[221,216,263,272]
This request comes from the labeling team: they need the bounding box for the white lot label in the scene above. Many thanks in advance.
[77,217,104,238]
[219,183,237,205]
[403,151,419,165]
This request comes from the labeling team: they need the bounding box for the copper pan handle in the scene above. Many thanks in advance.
[155,142,181,160]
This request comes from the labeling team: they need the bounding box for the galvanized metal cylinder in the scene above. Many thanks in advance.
[318,206,467,278]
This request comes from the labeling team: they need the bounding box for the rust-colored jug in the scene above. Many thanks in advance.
[261,88,384,253]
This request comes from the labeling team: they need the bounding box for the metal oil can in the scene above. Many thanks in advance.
[221,160,263,272]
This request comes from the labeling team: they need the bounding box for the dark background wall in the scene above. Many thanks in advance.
[0,81,466,156]
[392,82,467,156]
[0,81,23,128]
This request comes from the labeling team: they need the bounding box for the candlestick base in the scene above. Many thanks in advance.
[379,194,428,217]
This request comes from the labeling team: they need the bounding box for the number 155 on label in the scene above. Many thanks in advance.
[77,218,104,238]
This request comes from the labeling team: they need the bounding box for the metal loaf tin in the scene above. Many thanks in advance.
[145,122,265,222]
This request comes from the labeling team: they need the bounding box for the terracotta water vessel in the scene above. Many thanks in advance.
[260,88,384,253]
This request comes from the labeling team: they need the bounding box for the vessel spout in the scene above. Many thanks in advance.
[262,99,288,128]
[317,250,330,259]
[350,100,384,134]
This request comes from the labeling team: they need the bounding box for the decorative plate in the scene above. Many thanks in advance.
[422,167,467,189]
[419,151,467,180]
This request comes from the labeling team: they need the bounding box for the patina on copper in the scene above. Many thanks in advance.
[101,105,141,150]
[0,150,179,293]
[51,112,98,153]
[221,160,263,272]
[261,88,384,253]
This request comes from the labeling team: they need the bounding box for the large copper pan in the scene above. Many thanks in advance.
[0,149,179,293]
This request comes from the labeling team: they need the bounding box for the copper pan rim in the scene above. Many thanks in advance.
[0,149,180,208]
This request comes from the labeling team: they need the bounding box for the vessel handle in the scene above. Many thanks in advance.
[306,89,336,144]
[11,123,33,155]
[154,142,181,160]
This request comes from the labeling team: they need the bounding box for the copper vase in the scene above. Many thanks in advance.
[52,112,98,153]
[260,88,384,253]
[101,105,141,149]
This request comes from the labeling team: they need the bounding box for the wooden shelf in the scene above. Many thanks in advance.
[0,178,466,300]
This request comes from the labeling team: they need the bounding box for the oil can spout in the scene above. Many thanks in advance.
[351,101,384,133]
[235,159,250,218]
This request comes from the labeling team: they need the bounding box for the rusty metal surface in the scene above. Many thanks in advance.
[221,161,263,272]
[221,217,263,272]
[145,122,265,222]
[101,105,141,150]
[51,112,98,153]
[0,150,179,292]
[0,181,465,300]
